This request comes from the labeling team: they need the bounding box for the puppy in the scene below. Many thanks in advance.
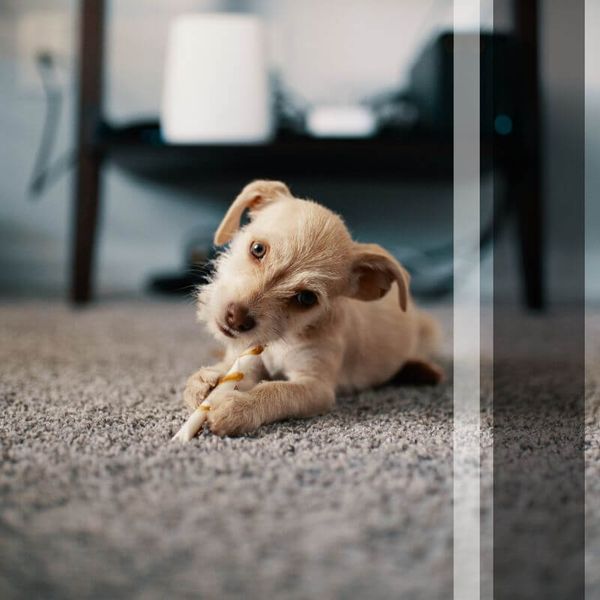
[184,180,442,436]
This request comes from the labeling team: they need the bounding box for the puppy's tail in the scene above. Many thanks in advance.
[416,311,442,357]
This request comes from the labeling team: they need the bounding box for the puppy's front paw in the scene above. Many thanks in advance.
[183,367,222,411]
[207,391,260,437]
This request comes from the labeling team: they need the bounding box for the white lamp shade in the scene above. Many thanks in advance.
[161,14,273,144]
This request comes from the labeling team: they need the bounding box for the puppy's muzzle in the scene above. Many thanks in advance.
[225,303,256,333]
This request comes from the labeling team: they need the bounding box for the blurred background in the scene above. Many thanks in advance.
[0,4,595,598]
[0,0,597,304]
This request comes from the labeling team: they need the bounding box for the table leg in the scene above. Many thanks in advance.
[71,0,105,304]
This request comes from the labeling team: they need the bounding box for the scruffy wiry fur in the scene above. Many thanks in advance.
[185,180,442,436]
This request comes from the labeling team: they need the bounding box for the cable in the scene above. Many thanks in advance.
[400,180,511,297]
[28,51,75,198]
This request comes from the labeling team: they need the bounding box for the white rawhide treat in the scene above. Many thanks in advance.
[172,345,265,443]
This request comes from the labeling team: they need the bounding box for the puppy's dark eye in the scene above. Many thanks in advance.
[250,241,267,259]
[294,290,318,307]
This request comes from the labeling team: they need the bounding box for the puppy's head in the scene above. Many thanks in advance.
[198,180,410,346]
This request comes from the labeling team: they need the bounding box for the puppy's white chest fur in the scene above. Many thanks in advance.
[261,341,294,381]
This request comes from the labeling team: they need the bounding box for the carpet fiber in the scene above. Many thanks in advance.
[0,301,597,599]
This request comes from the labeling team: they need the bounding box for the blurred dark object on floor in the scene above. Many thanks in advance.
[148,239,215,296]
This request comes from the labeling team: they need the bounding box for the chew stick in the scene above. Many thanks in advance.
[172,345,265,443]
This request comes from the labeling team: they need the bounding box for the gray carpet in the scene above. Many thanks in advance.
[0,301,597,600]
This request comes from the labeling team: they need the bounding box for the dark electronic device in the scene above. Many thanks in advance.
[408,32,520,138]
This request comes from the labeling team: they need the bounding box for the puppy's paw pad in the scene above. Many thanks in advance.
[207,392,258,437]
[183,368,222,410]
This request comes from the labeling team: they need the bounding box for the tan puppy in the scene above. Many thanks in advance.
[185,180,442,436]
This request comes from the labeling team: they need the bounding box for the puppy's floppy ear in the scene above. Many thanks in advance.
[214,180,292,245]
[346,243,411,311]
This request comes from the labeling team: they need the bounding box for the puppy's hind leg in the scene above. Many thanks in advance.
[416,310,442,357]
[389,359,445,386]
[386,310,444,385]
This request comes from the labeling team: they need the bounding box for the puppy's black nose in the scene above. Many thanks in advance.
[225,303,256,332]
